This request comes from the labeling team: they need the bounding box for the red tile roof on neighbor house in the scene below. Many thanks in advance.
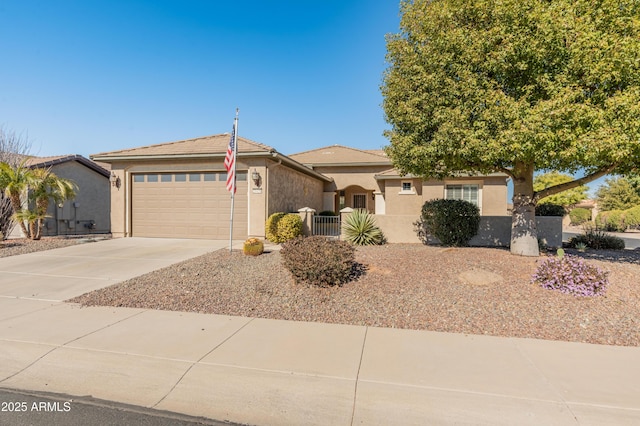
[91,134,276,160]
[288,145,391,166]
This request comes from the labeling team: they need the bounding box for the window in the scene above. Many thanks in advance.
[133,175,144,183]
[174,173,186,182]
[445,184,479,206]
[400,180,415,194]
[353,194,367,209]
[219,172,227,181]
[203,173,215,181]
[189,173,201,182]
[146,174,158,182]
[237,172,247,181]
[161,174,172,182]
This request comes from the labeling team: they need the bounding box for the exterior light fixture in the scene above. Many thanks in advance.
[110,172,121,188]
[251,169,261,187]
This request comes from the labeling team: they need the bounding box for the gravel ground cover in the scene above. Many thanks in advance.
[70,244,640,347]
[0,237,95,257]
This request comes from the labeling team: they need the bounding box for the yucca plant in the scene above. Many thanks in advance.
[342,209,384,245]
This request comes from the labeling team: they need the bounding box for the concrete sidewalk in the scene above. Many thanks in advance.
[1,239,639,425]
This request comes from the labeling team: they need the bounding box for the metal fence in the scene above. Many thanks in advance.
[313,215,341,238]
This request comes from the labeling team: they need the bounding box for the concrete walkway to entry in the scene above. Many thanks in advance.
[1,238,639,425]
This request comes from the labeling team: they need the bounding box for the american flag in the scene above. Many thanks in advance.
[224,123,236,193]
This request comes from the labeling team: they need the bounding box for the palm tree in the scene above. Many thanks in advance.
[29,168,77,240]
[13,209,45,241]
[0,161,34,238]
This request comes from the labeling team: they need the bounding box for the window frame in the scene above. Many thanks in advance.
[444,181,482,213]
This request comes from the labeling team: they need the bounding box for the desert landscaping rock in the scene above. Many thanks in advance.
[69,244,640,347]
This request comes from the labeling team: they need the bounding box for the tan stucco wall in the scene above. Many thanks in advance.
[313,165,388,191]
[372,214,562,247]
[267,161,323,215]
[40,161,110,236]
[383,179,424,215]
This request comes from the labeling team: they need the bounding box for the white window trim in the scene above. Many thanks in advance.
[444,181,482,214]
[399,180,416,195]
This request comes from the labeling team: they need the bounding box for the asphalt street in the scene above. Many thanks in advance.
[0,388,237,426]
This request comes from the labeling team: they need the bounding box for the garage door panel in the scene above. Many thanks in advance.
[131,173,247,239]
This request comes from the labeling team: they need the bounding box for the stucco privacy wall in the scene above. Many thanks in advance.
[372,214,562,248]
[267,161,323,215]
[41,160,110,236]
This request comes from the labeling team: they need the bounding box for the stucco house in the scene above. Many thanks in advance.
[21,155,111,236]
[92,135,509,241]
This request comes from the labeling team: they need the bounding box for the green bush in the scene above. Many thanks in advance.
[569,207,591,225]
[265,212,286,243]
[624,205,640,229]
[535,203,566,217]
[275,214,303,243]
[318,210,337,216]
[568,228,625,250]
[419,199,480,246]
[595,210,626,232]
[280,236,355,286]
[342,209,384,246]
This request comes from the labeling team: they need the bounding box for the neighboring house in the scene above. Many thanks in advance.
[22,155,111,236]
[92,136,508,242]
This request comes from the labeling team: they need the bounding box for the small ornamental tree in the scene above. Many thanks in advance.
[382,0,640,256]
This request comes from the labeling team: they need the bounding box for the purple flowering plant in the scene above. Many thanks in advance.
[532,254,609,297]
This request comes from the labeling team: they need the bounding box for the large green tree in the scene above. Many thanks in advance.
[382,0,640,256]
[533,172,588,208]
[596,176,640,211]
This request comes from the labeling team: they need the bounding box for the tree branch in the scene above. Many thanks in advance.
[533,164,617,202]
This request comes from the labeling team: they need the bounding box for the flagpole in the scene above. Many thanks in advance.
[228,108,239,253]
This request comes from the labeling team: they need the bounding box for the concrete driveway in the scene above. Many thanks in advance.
[0,238,232,302]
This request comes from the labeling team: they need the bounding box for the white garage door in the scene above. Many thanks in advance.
[131,171,247,239]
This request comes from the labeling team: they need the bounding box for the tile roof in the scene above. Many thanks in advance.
[24,155,110,178]
[288,145,391,166]
[91,134,275,159]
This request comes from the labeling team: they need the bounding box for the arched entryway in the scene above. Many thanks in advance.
[336,185,375,213]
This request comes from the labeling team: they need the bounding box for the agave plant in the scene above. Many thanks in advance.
[342,209,384,246]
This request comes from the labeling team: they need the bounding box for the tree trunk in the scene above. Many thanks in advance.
[9,193,30,238]
[35,197,48,240]
[29,220,39,241]
[510,162,539,257]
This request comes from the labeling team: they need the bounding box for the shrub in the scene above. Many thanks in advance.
[595,210,626,232]
[569,207,591,225]
[532,254,609,297]
[419,199,480,246]
[280,236,355,286]
[265,212,286,243]
[568,228,625,250]
[275,214,303,243]
[243,238,264,256]
[318,210,337,216]
[535,203,566,217]
[624,205,640,229]
[342,209,384,246]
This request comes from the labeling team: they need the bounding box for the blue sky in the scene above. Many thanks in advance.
[0,0,400,158]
